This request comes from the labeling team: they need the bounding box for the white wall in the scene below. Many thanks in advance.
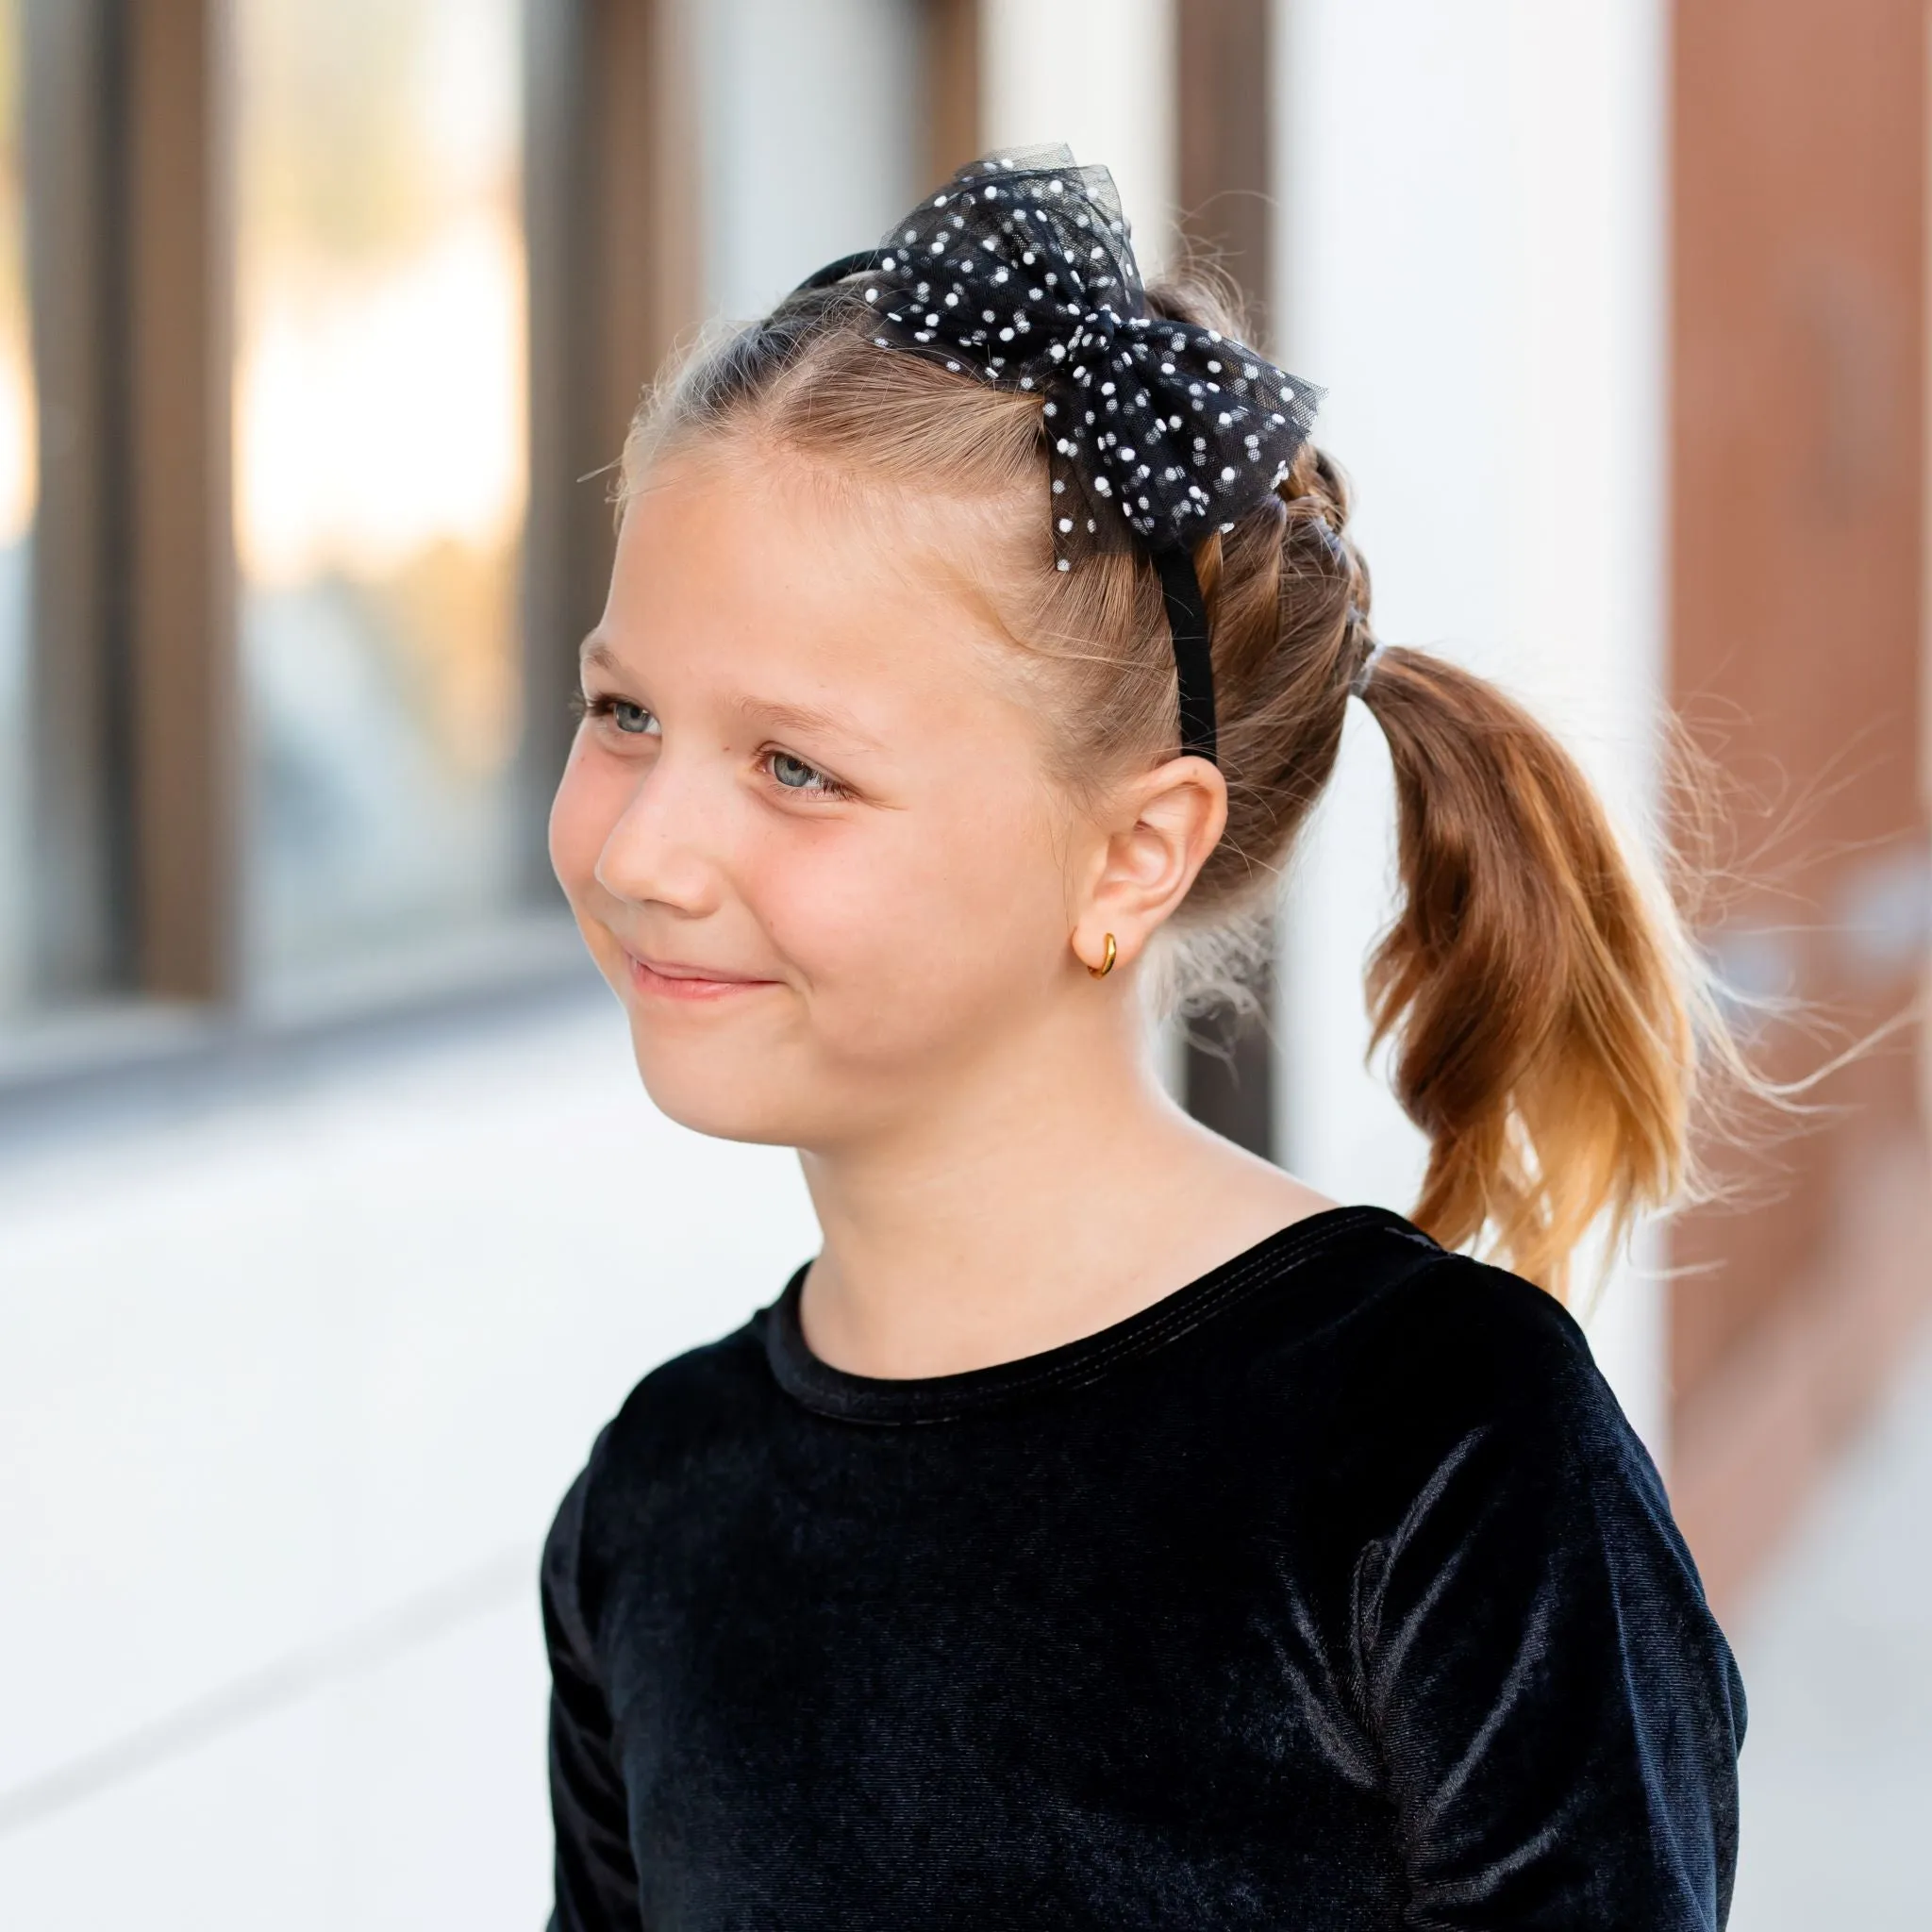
[1271,0,1672,1453]
[699,0,1183,315]
[696,0,924,318]
[980,0,1177,272]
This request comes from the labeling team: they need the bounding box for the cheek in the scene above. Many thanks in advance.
[757,791,1068,1032]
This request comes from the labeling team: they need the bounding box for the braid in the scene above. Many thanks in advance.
[1280,442,1375,688]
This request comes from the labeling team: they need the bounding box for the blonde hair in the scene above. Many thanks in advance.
[621,276,1720,1302]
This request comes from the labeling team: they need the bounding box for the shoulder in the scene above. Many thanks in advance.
[1232,1210,1605,1407]
[541,1307,783,1638]
[1224,1216,1670,1533]
[1240,1228,1728,1657]
[577,1307,780,1510]
[604,1309,780,1460]
[1357,1245,1650,1478]
[1332,1238,1617,1431]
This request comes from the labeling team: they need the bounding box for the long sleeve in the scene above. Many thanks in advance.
[543,1459,643,1932]
[1353,1279,1745,1929]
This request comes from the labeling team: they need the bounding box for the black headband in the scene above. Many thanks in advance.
[791,144,1323,763]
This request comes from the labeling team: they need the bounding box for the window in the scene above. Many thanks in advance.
[234,0,526,984]
[1,0,949,1048]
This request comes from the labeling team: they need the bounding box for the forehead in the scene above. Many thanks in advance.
[601,444,1032,709]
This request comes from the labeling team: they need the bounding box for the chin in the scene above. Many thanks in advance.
[625,1019,821,1148]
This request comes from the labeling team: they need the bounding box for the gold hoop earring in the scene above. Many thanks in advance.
[1087,932,1118,979]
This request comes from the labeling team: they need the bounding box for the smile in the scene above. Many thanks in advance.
[625,952,779,1003]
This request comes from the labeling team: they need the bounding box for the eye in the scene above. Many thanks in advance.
[580,692,661,738]
[763,749,851,800]
[771,751,829,791]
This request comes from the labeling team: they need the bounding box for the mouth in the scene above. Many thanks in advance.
[624,951,780,1004]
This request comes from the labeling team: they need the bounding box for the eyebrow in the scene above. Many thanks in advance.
[732,694,882,753]
[578,635,882,754]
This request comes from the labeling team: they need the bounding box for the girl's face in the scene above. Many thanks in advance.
[549,446,1100,1150]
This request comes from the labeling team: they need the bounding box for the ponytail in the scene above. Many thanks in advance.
[1356,648,1695,1301]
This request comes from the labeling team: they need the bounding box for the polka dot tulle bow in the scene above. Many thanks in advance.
[858,144,1323,567]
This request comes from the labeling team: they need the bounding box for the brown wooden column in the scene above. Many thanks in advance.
[1668,0,1932,1613]
[521,0,701,896]
[125,0,235,1002]
[24,0,235,1007]
[23,0,121,998]
[922,0,982,184]
[1175,0,1277,1158]
[1176,0,1274,337]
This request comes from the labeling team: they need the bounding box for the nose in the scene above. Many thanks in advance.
[591,750,728,919]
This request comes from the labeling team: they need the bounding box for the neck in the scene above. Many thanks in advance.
[794,984,1332,1378]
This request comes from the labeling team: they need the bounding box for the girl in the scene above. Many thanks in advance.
[542,150,1743,1931]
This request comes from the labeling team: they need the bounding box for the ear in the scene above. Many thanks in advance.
[1070,756,1228,974]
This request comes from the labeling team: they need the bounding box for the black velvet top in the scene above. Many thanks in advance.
[543,1207,1744,1930]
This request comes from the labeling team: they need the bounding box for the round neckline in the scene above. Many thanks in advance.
[761,1205,1427,1426]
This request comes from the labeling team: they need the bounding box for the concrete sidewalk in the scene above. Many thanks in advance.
[0,992,818,1931]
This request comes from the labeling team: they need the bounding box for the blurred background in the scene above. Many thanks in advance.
[1,1,1927,1925]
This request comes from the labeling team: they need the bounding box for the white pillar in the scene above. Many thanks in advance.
[979,0,1178,272]
[1271,0,1672,1457]
[694,0,925,318]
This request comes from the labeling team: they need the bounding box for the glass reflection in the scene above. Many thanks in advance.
[235,0,525,982]
[0,0,34,1013]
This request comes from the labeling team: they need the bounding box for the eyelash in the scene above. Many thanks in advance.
[576,692,852,802]
[578,692,657,734]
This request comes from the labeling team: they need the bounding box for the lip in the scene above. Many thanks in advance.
[624,951,780,1003]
